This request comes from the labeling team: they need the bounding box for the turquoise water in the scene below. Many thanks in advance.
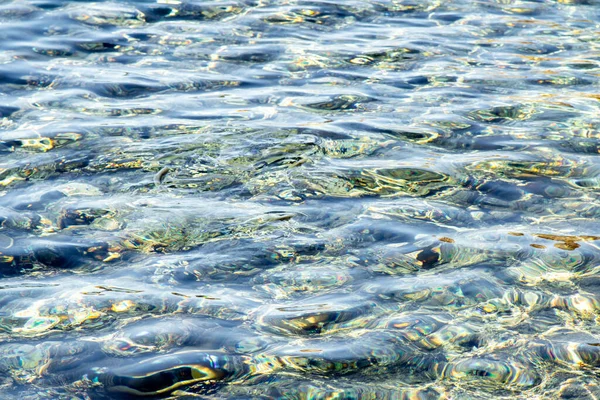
[1,0,600,398]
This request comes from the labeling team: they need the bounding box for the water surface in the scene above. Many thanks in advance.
[1,0,600,398]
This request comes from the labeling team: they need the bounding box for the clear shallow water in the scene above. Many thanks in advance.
[1,0,600,398]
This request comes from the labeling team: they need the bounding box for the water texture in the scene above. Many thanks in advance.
[1,0,600,398]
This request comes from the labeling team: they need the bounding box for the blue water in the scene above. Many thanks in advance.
[1,0,600,398]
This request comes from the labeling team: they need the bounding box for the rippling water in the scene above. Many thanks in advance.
[1,0,600,398]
